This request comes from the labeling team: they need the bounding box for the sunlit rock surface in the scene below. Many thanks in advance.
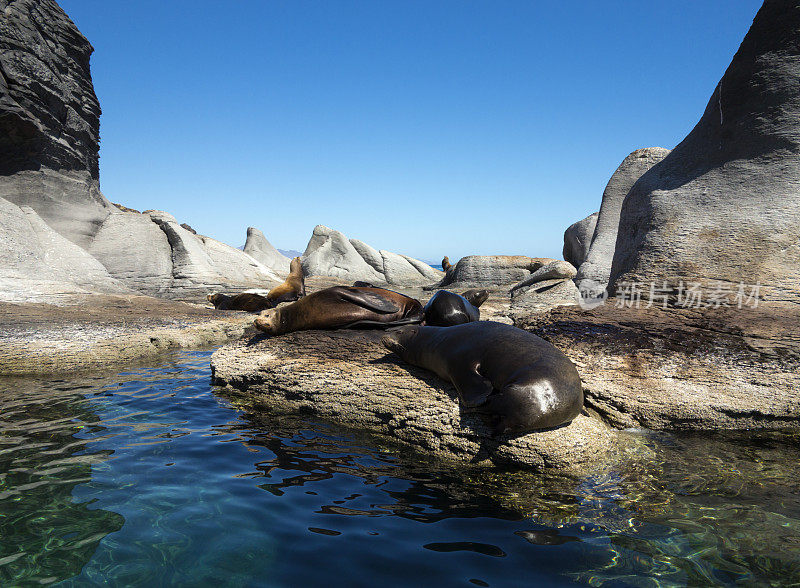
[211,328,615,471]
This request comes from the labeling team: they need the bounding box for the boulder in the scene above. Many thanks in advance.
[243,227,291,274]
[563,212,598,267]
[510,279,581,316]
[0,197,128,302]
[575,148,670,294]
[510,260,577,294]
[430,255,558,290]
[301,225,443,285]
[211,329,615,471]
[609,2,800,305]
[0,0,113,248]
[517,304,800,430]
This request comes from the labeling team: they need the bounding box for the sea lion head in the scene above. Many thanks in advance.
[461,288,489,308]
[290,256,303,276]
[381,325,420,356]
[253,308,279,334]
[207,293,221,305]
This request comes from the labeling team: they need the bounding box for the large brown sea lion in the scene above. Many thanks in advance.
[266,257,305,305]
[441,256,453,273]
[382,321,583,436]
[254,286,424,335]
[208,292,274,312]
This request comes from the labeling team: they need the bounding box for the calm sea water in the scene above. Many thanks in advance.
[1,350,799,587]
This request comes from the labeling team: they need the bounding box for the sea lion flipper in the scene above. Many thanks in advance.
[451,365,494,408]
[336,288,400,314]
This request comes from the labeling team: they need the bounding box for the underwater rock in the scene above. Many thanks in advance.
[210,328,615,471]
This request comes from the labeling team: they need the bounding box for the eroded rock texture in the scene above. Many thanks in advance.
[575,148,670,294]
[563,212,597,268]
[243,226,291,274]
[211,329,614,471]
[302,225,443,286]
[610,1,800,304]
[430,256,558,290]
[517,304,800,430]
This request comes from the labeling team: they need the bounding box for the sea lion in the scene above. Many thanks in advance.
[266,257,305,305]
[461,288,489,308]
[352,281,377,288]
[422,290,481,327]
[442,256,453,273]
[381,321,583,436]
[254,286,424,335]
[208,292,274,312]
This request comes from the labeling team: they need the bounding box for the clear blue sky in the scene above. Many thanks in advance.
[60,0,762,262]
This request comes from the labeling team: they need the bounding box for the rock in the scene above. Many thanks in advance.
[302,225,443,285]
[510,279,581,316]
[0,0,113,248]
[563,212,598,267]
[516,304,800,430]
[0,1,285,301]
[0,197,128,302]
[243,227,291,274]
[575,148,670,294]
[609,2,800,305]
[211,329,615,471]
[87,210,282,297]
[180,222,197,235]
[113,202,140,214]
[429,256,557,290]
[510,260,577,294]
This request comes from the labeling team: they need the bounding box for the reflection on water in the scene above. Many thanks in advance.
[0,350,798,586]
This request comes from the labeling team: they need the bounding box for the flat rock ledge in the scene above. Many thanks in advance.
[210,329,615,471]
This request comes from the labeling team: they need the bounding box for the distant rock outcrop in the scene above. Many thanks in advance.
[563,213,598,268]
[0,0,282,299]
[610,1,800,304]
[301,225,443,285]
[575,148,670,294]
[0,197,128,302]
[243,227,291,274]
[430,256,558,290]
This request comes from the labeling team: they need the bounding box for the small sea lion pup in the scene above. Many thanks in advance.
[208,292,274,312]
[382,321,583,436]
[266,257,306,305]
[441,256,453,273]
[422,288,489,327]
[254,286,424,335]
[461,288,489,308]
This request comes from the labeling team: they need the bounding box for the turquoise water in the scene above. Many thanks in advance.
[1,350,799,587]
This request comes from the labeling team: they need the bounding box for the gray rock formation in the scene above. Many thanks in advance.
[302,225,443,285]
[87,211,282,297]
[0,0,284,300]
[211,329,615,471]
[510,279,581,316]
[430,256,558,290]
[563,212,598,267]
[610,1,800,305]
[0,197,128,302]
[0,0,113,248]
[511,260,577,293]
[575,148,670,294]
[243,227,291,274]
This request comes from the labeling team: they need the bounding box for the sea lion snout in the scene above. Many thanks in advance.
[381,325,419,354]
[254,309,277,334]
